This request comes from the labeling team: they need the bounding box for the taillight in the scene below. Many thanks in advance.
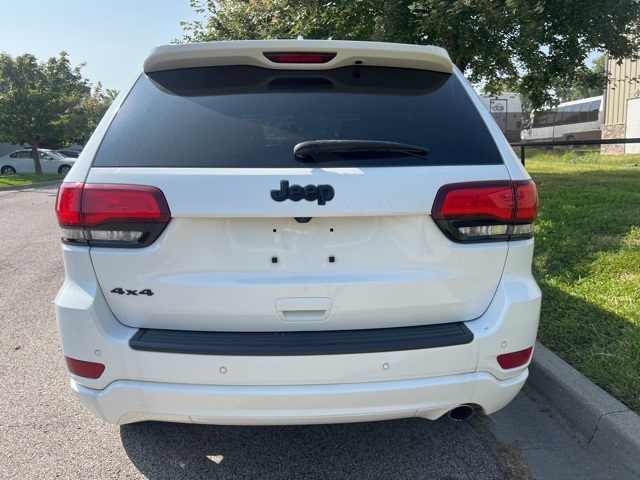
[431,180,538,242]
[55,183,171,248]
[497,347,534,369]
[65,356,106,379]
[263,52,337,64]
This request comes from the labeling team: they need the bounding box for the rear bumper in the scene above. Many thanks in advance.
[72,370,528,425]
[56,241,541,425]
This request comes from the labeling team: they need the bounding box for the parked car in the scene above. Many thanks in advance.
[55,40,541,426]
[1,149,75,174]
[56,149,82,158]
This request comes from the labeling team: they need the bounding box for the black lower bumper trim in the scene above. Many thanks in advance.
[129,322,473,356]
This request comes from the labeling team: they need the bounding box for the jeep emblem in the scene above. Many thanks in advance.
[271,180,335,205]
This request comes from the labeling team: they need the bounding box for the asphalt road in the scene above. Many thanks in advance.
[0,183,632,479]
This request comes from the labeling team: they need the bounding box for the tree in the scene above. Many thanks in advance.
[67,82,119,147]
[555,54,606,103]
[0,52,110,174]
[181,0,640,109]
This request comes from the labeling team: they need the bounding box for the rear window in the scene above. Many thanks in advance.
[93,65,502,168]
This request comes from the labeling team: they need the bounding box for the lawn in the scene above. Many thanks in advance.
[0,173,65,188]
[525,149,640,414]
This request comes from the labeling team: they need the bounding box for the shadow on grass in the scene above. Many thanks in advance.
[537,280,640,415]
[120,417,512,480]
[530,168,640,414]
[533,169,640,412]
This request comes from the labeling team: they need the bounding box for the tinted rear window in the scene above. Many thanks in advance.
[94,65,502,168]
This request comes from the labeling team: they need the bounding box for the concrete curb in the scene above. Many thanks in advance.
[527,342,640,476]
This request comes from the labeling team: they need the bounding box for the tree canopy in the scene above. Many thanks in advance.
[0,52,113,174]
[555,54,606,103]
[181,0,640,108]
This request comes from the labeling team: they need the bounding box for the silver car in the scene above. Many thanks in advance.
[0,149,75,174]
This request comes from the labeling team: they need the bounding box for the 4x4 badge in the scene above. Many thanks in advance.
[271,180,335,205]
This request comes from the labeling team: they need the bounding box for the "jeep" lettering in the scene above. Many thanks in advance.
[271,180,335,205]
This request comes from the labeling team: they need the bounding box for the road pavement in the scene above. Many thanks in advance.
[0,183,633,479]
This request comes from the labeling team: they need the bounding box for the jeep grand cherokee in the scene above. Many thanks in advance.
[55,40,540,425]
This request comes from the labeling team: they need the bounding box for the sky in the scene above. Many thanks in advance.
[0,0,200,91]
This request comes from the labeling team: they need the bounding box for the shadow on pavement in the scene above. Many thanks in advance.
[120,417,514,479]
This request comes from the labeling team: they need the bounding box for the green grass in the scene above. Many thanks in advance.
[525,150,640,413]
[0,174,65,188]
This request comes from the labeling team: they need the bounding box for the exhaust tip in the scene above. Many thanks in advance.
[448,405,475,421]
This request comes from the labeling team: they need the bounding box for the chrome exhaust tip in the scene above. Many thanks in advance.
[448,405,475,421]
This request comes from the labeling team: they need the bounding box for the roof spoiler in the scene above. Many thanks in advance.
[143,40,453,75]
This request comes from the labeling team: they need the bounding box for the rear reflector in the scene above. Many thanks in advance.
[497,347,534,369]
[65,357,105,379]
[432,180,538,242]
[263,52,337,64]
[56,183,171,248]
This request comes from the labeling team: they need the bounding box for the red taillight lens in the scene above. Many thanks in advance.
[65,356,105,379]
[82,184,170,226]
[55,183,171,247]
[434,182,515,223]
[263,52,337,64]
[513,180,539,222]
[497,346,534,369]
[55,182,84,226]
[431,180,538,242]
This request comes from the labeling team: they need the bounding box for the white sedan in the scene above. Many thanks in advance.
[0,149,76,174]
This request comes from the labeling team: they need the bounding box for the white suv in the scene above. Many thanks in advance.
[55,40,540,426]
